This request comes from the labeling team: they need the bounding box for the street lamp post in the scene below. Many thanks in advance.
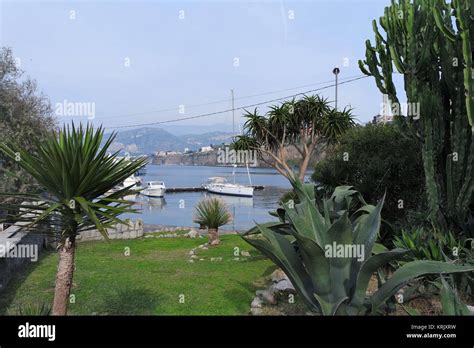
[332,67,340,111]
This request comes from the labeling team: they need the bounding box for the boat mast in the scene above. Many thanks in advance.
[231,89,252,186]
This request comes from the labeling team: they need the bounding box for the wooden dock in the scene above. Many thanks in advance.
[166,185,264,193]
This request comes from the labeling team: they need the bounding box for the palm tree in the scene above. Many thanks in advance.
[232,94,354,181]
[193,197,232,246]
[0,124,147,315]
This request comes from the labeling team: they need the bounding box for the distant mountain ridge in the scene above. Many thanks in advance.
[105,127,236,154]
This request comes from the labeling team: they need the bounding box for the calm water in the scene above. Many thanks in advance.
[123,165,292,231]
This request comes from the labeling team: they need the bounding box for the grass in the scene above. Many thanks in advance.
[0,234,276,315]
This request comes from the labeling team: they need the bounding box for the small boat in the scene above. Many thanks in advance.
[122,175,142,188]
[142,181,166,198]
[203,177,254,197]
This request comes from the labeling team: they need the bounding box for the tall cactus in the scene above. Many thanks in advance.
[359,0,474,236]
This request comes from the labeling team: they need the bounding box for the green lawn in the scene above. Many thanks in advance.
[0,234,276,315]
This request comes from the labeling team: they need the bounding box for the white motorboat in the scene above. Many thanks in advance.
[142,181,166,198]
[122,175,141,188]
[203,177,254,197]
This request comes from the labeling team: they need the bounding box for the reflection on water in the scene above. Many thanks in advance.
[122,165,293,231]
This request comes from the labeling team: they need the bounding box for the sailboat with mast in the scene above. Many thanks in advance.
[202,90,255,197]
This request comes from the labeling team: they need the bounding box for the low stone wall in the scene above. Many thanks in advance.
[77,219,144,242]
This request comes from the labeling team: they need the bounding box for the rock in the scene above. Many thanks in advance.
[251,297,263,308]
[271,279,295,293]
[188,259,194,263]
[199,258,205,261]
[199,235,204,239]
[250,307,264,316]
[202,246,208,250]
[210,257,222,262]
[189,250,195,256]
[144,234,153,239]
[256,289,277,305]
[186,229,199,238]
[240,251,251,257]
[467,305,474,315]
[232,257,240,261]
[190,255,198,259]
[271,269,289,283]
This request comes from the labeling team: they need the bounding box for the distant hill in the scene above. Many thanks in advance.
[105,127,236,154]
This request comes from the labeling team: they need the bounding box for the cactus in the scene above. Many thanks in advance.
[359,0,474,236]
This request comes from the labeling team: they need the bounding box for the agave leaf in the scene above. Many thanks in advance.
[371,261,474,312]
[243,223,318,310]
[440,277,470,315]
[350,248,409,311]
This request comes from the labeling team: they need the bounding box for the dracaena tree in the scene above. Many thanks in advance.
[232,95,354,182]
[0,124,147,315]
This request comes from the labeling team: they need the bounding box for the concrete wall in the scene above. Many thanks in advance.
[77,219,144,242]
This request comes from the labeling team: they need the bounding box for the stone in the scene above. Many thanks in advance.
[202,246,208,250]
[189,250,195,256]
[256,289,277,305]
[250,307,264,316]
[199,258,205,261]
[467,305,474,315]
[129,230,137,239]
[187,229,199,238]
[190,255,198,259]
[271,279,295,293]
[271,269,289,283]
[232,257,240,261]
[251,297,263,308]
[240,251,251,257]
[144,234,153,239]
[210,257,222,262]
[188,259,194,263]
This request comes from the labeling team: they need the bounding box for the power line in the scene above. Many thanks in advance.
[96,74,366,120]
[106,75,369,130]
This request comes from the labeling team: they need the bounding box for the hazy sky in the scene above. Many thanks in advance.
[0,0,405,132]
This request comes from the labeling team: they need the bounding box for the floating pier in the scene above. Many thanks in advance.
[166,185,264,193]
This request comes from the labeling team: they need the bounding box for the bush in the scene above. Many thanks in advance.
[312,123,425,225]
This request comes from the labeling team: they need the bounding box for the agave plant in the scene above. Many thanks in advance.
[241,178,474,315]
[0,123,147,315]
[193,197,232,246]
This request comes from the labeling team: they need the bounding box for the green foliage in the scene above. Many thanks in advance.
[232,95,354,180]
[440,277,471,315]
[0,123,148,242]
[312,123,425,224]
[0,47,55,196]
[241,178,474,315]
[16,303,51,316]
[193,197,232,230]
[360,0,474,236]
[393,227,465,262]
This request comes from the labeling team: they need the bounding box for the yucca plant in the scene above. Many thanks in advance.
[0,123,147,315]
[16,303,52,316]
[193,197,232,246]
[241,178,474,315]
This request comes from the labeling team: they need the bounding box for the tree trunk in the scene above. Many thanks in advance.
[208,228,220,246]
[52,237,76,315]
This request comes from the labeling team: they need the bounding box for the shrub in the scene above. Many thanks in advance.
[241,178,474,315]
[312,123,425,225]
[193,197,232,245]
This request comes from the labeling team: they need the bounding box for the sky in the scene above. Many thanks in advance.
[0,0,405,133]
